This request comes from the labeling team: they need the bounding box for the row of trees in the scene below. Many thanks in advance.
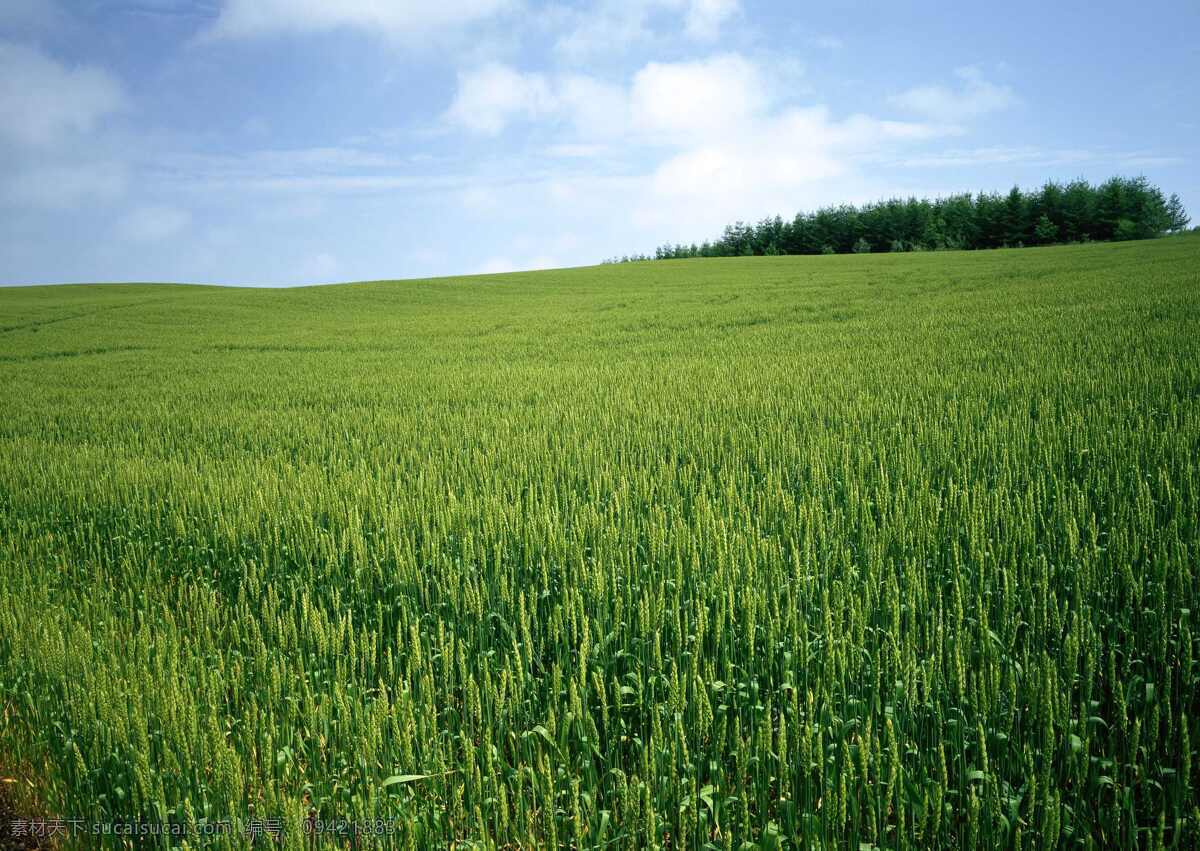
[608,177,1190,262]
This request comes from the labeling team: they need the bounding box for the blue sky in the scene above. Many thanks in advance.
[1,0,1197,285]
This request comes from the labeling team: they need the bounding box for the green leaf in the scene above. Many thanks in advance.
[523,725,562,755]
[381,773,439,789]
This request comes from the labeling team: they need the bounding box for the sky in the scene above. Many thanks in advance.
[1,0,1197,286]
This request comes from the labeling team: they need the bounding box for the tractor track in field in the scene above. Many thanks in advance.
[0,297,175,335]
[0,345,148,364]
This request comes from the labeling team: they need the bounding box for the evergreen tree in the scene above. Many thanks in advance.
[1034,181,1065,236]
[1034,214,1059,245]
[975,192,1007,248]
[644,176,1185,261]
[1095,177,1128,241]
[1061,179,1096,242]
[1004,186,1030,246]
[921,215,948,251]
[1165,194,1190,232]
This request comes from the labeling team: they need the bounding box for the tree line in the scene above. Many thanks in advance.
[607,176,1191,262]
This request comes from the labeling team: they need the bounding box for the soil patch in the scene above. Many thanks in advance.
[0,776,53,850]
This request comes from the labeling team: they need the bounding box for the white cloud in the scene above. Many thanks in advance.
[439,52,966,246]
[207,0,512,40]
[0,42,129,214]
[889,66,1017,123]
[446,64,628,138]
[556,74,630,138]
[116,206,191,242]
[445,63,555,135]
[629,54,766,142]
[438,53,965,255]
[552,0,741,60]
[448,54,775,142]
[0,41,126,147]
[683,0,740,41]
[553,1,659,61]
[636,69,953,235]
[638,105,946,236]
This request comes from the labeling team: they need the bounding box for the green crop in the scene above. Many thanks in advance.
[1,235,1198,848]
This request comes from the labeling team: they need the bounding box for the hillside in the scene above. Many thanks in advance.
[1,235,1199,848]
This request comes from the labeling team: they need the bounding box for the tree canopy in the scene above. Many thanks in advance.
[607,176,1190,263]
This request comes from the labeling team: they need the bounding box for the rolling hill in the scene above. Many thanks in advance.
[1,235,1198,848]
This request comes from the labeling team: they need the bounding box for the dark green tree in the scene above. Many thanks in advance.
[1095,177,1129,241]
[1004,186,1030,246]
[652,176,1183,261]
[1061,179,1096,242]
[1034,214,1059,245]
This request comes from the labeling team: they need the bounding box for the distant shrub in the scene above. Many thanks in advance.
[1114,218,1139,241]
[820,244,835,255]
[852,238,872,254]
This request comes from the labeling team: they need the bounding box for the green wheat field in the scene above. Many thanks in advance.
[1,235,1198,849]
